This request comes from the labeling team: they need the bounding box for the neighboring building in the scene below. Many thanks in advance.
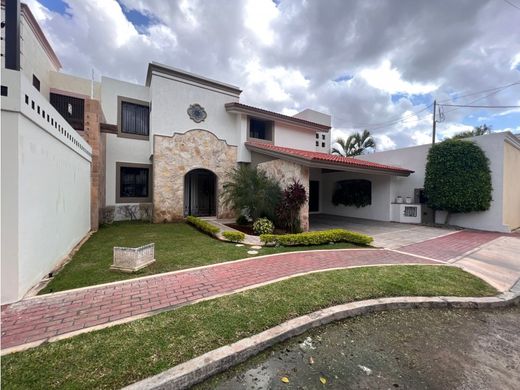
[2,1,519,303]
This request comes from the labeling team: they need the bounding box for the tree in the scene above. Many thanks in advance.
[332,130,376,156]
[221,165,282,221]
[424,139,492,224]
[450,124,491,140]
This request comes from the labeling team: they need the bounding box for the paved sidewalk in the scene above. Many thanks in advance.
[453,236,520,291]
[2,229,517,353]
[397,231,506,261]
[1,249,434,352]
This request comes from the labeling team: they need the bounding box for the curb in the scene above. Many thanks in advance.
[123,292,520,390]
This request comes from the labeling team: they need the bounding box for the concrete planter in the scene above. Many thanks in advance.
[111,243,155,272]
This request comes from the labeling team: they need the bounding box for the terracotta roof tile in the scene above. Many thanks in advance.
[245,142,414,175]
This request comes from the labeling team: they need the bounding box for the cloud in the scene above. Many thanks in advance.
[30,0,520,149]
[359,60,439,95]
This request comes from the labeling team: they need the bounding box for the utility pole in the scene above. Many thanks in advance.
[431,99,437,145]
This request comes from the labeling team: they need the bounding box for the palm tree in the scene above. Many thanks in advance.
[332,130,376,157]
[221,165,282,221]
[451,124,491,140]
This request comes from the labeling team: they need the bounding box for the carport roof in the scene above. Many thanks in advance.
[246,142,414,176]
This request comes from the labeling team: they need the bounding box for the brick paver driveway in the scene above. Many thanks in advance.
[1,230,517,354]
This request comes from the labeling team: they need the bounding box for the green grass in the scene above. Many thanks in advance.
[2,265,496,390]
[40,221,361,294]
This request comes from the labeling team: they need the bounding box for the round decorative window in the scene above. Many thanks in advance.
[187,104,207,123]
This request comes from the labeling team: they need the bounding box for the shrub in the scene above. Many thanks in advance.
[424,139,492,223]
[235,215,249,226]
[260,229,373,246]
[222,231,246,243]
[276,180,308,233]
[186,216,220,236]
[253,218,275,235]
[221,165,282,221]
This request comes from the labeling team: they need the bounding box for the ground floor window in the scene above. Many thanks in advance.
[116,162,152,203]
[332,179,372,208]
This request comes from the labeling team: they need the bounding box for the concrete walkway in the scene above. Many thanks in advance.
[1,230,518,354]
[451,236,520,291]
[310,214,456,249]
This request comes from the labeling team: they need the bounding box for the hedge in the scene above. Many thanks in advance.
[260,229,373,246]
[222,231,246,243]
[424,139,492,214]
[186,216,220,236]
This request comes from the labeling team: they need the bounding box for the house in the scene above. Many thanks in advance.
[2,1,519,303]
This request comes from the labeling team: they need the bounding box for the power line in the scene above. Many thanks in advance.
[503,0,520,11]
[333,80,520,132]
[439,104,520,108]
[437,81,520,104]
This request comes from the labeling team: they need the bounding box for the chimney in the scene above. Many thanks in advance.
[5,0,21,71]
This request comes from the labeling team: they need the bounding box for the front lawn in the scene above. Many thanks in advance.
[40,221,361,294]
[2,266,496,390]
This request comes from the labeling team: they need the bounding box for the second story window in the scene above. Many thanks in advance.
[32,75,40,91]
[50,93,85,131]
[121,101,150,136]
[249,118,273,141]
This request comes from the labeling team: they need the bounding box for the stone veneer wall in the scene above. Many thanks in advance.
[82,98,106,231]
[257,158,310,231]
[153,130,237,222]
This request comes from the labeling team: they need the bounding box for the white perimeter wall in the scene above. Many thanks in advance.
[357,132,512,232]
[1,71,91,303]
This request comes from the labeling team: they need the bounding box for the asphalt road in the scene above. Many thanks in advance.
[198,306,520,390]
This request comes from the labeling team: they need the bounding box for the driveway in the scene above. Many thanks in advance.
[310,214,456,249]
[452,236,520,292]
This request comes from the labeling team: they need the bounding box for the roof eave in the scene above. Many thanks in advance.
[246,144,413,177]
[145,62,242,95]
[226,103,331,132]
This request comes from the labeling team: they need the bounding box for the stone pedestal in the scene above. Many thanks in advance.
[111,243,155,272]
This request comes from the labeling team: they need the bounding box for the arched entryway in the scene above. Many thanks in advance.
[184,169,217,217]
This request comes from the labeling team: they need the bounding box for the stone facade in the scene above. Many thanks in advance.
[257,158,310,231]
[82,98,106,230]
[153,130,237,222]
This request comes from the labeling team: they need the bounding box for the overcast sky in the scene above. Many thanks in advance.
[29,0,520,150]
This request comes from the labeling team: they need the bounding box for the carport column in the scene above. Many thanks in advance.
[257,159,310,232]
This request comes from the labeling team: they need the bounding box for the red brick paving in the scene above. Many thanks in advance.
[398,231,510,261]
[1,249,434,351]
[3,230,515,352]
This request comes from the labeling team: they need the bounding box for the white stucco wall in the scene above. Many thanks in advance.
[105,134,152,207]
[149,72,240,146]
[274,122,318,151]
[1,5,60,99]
[320,171,393,221]
[358,132,512,232]
[101,77,152,209]
[1,70,91,303]
[503,140,520,230]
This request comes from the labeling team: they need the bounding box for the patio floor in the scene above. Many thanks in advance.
[309,214,456,249]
